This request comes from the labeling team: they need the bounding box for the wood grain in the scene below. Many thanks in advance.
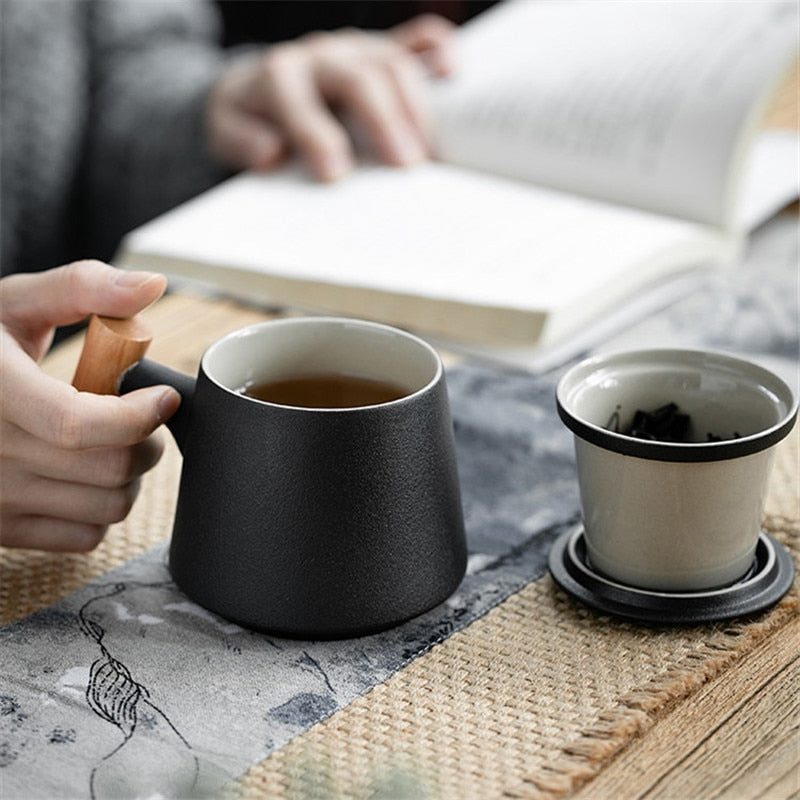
[570,616,800,800]
[71,314,153,394]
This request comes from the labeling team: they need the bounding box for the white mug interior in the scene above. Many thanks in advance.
[201,316,442,406]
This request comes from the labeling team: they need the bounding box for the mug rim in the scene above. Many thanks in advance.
[200,316,443,411]
[556,348,798,462]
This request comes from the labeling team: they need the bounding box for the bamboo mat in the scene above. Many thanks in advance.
[1,293,798,799]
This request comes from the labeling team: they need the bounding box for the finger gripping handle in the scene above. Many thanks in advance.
[72,314,153,395]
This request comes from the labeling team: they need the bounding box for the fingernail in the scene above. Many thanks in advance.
[157,387,181,422]
[114,270,163,288]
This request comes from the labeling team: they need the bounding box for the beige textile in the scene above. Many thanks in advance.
[1,294,798,799]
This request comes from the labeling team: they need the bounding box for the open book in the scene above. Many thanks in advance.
[118,0,799,368]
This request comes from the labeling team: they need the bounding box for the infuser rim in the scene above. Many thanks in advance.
[555,348,798,462]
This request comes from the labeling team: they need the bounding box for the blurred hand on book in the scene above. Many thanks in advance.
[207,14,456,182]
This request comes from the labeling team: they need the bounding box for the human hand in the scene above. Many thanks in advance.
[206,14,456,181]
[0,261,181,551]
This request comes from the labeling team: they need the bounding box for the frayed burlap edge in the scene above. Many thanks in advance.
[517,567,799,799]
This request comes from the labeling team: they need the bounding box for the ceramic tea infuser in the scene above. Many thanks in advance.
[550,348,797,624]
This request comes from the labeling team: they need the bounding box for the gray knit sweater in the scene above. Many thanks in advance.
[1,0,232,276]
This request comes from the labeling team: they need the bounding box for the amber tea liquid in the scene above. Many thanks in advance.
[239,373,407,408]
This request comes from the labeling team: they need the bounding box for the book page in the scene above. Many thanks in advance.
[119,164,732,346]
[431,0,798,229]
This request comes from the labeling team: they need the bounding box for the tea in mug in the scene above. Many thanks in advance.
[239,373,407,408]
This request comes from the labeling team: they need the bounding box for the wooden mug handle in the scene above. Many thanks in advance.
[72,314,153,395]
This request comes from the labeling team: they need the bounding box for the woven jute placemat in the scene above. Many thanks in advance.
[1,295,798,799]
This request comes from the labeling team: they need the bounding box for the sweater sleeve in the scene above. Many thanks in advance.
[85,0,234,259]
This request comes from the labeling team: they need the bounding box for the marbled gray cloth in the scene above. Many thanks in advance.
[0,0,229,276]
[0,214,797,798]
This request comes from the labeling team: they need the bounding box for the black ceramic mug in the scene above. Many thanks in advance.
[120,316,467,639]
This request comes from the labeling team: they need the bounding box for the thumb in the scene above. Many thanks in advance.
[1,260,167,339]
